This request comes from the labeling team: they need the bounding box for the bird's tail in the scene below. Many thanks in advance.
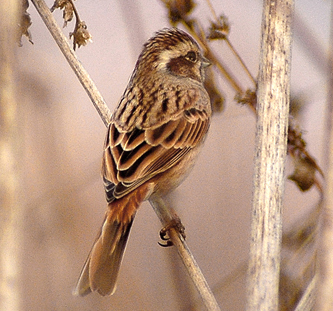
[73,184,150,296]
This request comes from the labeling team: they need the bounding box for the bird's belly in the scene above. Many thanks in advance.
[149,144,203,197]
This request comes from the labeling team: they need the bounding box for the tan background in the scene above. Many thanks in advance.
[12,0,329,310]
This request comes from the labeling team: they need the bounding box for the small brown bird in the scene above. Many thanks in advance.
[74,28,211,296]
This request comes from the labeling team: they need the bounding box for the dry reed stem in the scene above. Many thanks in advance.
[246,0,293,310]
[0,1,22,310]
[315,2,333,310]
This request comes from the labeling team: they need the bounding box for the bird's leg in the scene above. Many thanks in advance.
[149,194,186,247]
[158,214,186,247]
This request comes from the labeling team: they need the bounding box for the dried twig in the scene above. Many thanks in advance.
[294,275,317,311]
[31,0,111,126]
[246,1,293,310]
[316,2,333,310]
[150,195,221,311]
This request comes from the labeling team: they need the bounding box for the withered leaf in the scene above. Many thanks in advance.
[63,2,74,27]
[163,0,196,25]
[70,21,92,50]
[51,0,69,12]
[235,89,257,110]
[207,15,230,40]
[19,0,33,45]
[288,155,317,191]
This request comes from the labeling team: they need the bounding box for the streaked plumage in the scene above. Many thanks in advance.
[74,28,211,296]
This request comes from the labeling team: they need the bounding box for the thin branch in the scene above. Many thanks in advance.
[32,0,219,309]
[316,1,333,310]
[30,0,112,126]
[246,0,293,310]
[224,39,256,85]
[294,275,317,311]
[149,195,221,311]
[204,0,256,85]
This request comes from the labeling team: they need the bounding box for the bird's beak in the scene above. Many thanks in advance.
[201,56,211,68]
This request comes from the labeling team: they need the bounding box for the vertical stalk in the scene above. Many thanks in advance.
[246,0,293,310]
[316,2,333,310]
[0,0,22,310]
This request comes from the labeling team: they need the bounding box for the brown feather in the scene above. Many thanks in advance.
[104,109,209,197]
[74,184,151,296]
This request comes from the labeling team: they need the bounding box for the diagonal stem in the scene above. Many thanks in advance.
[149,195,221,311]
[31,0,112,126]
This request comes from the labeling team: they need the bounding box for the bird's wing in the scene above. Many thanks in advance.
[102,107,210,201]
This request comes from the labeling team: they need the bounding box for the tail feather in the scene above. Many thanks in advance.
[72,254,92,296]
[74,183,151,296]
[73,214,134,296]
[90,218,134,295]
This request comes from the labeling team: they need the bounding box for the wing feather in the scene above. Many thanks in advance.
[102,109,209,200]
[102,82,211,201]
[145,119,181,146]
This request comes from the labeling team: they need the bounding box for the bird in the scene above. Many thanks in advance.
[74,28,212,296]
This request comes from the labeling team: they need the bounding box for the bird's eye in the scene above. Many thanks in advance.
[185,51,197,63]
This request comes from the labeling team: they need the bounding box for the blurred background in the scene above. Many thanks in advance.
[1,0,331,310]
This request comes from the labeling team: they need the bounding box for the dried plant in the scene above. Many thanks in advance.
[51,0,92,50]
[279,204,319,310]
[19,0,33,45]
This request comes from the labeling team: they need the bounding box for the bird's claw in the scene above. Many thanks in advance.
[158,216,186,247]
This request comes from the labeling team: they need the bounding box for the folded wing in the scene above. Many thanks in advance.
[102,107,210,201]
